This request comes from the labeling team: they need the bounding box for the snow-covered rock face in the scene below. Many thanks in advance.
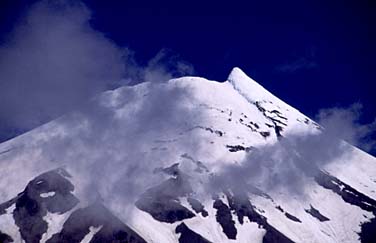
[0,67,375,243]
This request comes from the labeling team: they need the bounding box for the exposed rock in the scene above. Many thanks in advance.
[265,123,274,128]
[0,199,16,215]
[315,171,376,212]
[175,223,211,243]
[276,205,284,213]
[47,202,146,243]
[359,215,376,243]
[213,199,237,240]
[225,193,293,243]
[270,110,281,114]
[226,145,253,152]
[199,126,224,137]
[136,176,195,223]
[284,212,301,223]
[187,197,208,217]
[250,121,260,129]
[136,197,195,223]
[315,171,376,242]
[0,231,13,243]
[274,125,283,138]
[253,101,286,138]
[259,131,270,138]
[305,205,329,222]
[9,168,79,243]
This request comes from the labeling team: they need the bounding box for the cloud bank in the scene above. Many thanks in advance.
[0,1,125,131]
[0,0,193,141]
[209,103,376,196]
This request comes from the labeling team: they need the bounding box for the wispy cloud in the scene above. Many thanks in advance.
[0,0,196,207]
[276,57,317,72]
[207,103,376,196]
[0,0,194,139]
[0,1,125,131]
[316,103,376,153]
[276,48,317,73]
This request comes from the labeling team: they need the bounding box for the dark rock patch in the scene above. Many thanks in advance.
[238,119,258,132]
[225,193,293,243]
[274,125,283,138]
[270,110,281,114]
[213,199,237,240]
[305,205,329,222]
[276,205,284,213]
[214,130,223,137]
[0,231,13,243]
[270,118,287,126]
[276,114,288,120]
[254,102,288,136]
[226,193,266,226]
[265,123,274,128]
[359,215,376,243]
[47,202,146,243]
[255,101,266,113]
[136,197,195,223]
[259,131,270,138]
[202,127,224,137]
[315,171,376,213]
[253,102,286,138]
[13,192,48,243]
[175,223,212,243]
[6,168,79,243]
[263,226,294,243]
[284,212,302,223]
[244,123,257,131]
[0,199,16,215]
[226,145,253,152]
[315,171,376,242]
[187,197,208,217]
[313,122,321,129]
[250,121,260,129]
[136,176,195,223]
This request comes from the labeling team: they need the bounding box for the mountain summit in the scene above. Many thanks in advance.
[228,67,279,103]
[0,68,375,243]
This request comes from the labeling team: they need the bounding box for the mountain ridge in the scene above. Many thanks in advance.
[0,68,375,242]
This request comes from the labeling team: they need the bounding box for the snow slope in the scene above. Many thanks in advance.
[0,67,375,243]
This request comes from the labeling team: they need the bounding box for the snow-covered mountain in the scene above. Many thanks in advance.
[0,68,375,243]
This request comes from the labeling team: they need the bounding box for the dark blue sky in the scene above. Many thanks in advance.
[0,0,375,141]
[81,0,376,118]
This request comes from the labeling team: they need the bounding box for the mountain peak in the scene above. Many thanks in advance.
[227,67,249,80]
[1,66,376,243]
[227,67,277,104]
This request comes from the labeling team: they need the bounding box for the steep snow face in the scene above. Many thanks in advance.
[228,67,278,104]
[228,67,320,136]
[0,67,375,243]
